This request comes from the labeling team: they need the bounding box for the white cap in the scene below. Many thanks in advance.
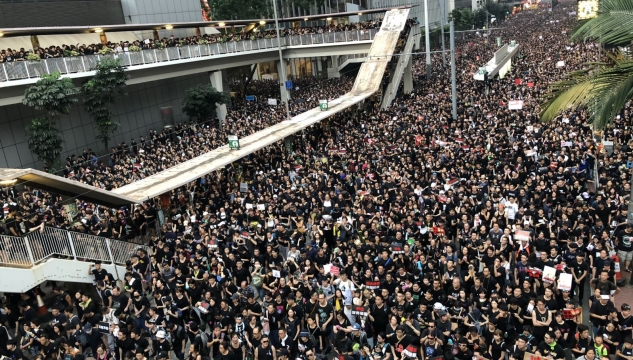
[156,330,166,338]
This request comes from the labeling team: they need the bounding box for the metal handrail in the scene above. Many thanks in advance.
[337,53,369,67]
[0,226,150,268]
[0,28,378,83]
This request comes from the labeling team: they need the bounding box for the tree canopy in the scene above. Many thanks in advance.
[82,58,129,150]
[22,72,78,171]
[540,0,633,130]
[210,0,271,20]
[182,83,230,122]
[448,7,474,31]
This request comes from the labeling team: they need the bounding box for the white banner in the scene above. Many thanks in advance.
[508,100,524,110]
[267,98,278,106]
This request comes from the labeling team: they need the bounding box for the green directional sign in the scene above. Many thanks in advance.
[228,135,240,150]
[319,100,328,111]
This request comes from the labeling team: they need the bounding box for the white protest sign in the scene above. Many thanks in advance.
[508,100,524,110]
[558,273,573,291]
[556,61,565,68]
[268,98,278,106]
[543,266,557,283]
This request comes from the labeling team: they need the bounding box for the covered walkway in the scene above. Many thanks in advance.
[0,7,410,207]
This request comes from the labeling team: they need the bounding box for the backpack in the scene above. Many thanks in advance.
[75,330,88,347]
[196,331,210,354]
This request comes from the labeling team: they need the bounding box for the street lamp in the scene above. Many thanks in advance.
[272,0,292,121]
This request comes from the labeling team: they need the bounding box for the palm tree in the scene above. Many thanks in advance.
[540,0,633,130]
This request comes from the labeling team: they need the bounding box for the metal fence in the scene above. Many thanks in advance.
[0,227,150,268]
[337,53,369,68]
[0,28,378,83]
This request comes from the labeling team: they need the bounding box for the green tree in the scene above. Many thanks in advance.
[210,0,271,20]
[473,8,488,28]
[485,3,510,23]
[82,58,129,150]
[182,84,230,122]
[22,72,78,171]
[540,0,633,130]
[448,7,474,31]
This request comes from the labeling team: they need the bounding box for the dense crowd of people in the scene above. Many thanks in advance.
[3,4,633,360]
[0,21,380,63]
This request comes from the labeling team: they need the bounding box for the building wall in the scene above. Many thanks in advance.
[0,74,209,169]
[0,0,125,27]
[119,0,203,40]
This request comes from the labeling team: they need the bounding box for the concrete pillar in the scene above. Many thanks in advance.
[195,28,202,37]
[30,35,40,50]
[209,71,228,125]
[290,59,297,79]
[153,30,160,41]
[327,55,341,78]
[403,58,413,94]
[276,60,291,102]
[99,32,108,45]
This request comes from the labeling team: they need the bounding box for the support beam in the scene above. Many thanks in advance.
[30,35,40,50]
[100,32,108,45]
[403,58,413,94]
[277,60,291,102]
[209,71,228,125]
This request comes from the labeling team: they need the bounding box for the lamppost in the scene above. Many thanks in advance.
[272,0,292,121]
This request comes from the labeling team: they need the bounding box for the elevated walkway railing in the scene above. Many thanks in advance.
[0,29,378,83]
[337,53,368,71]
[0,227,150,268]
[381,24,417,109]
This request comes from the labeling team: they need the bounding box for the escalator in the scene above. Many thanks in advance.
[381,23,420,109]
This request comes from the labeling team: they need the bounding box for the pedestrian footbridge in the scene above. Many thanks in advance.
[0,8,411,293]
[0,29,377,106]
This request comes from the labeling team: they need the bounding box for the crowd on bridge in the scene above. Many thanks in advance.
[3,4,633,360]
[0,21,380,63]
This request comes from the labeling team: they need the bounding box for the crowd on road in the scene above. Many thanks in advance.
[0,21,380,63]
[4,4,633,360]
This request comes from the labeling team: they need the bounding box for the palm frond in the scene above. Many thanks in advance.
[540,58,633,129]
[572,0,633,45]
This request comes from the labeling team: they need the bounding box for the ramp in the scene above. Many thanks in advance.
[0,8,411,207]
[381,24,419,109]
[112,7,411,202]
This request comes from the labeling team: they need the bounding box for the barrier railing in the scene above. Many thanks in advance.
[0,227,150,268]
[0,28,378,83]
[337,53,369,68]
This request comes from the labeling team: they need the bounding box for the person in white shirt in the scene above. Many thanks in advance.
[335,273,355,322]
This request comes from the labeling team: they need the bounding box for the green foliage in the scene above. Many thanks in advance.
[98,47,114,55]
[182,83,230,122]
[155,42,166,50]
[485,3,510,23]
[25,53,41,61]
[23,72,78,122]
[82,58,129,149]
[22,72,78,170]
[198,39,209,45]
[541,0,633,129]
[26,118,64,171]
[572,0,633,46]
[473,8,488,28]
[210,0,271,20]
[289,0,324,13]
[448,7,474,31]
[128,45,141,52]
